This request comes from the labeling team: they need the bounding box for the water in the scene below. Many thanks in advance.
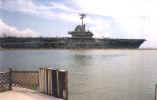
[0,49,157,100]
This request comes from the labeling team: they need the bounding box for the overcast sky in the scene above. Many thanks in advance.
[0,0,157,48]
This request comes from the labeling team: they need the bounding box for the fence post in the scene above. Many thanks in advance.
[8,68,12,90]
[64,71,68,100]
[57,69,68,100]
[155,84,157,100]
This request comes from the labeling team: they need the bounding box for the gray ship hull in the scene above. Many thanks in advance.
[63,38,145,49]
[0,37,145,49]
[98,38,145,49]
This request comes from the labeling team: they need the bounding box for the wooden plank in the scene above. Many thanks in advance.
[46,69,48,94]
[52,69,57,97]
[155,84,157,100]
[42,68,44,93]
[44,68,46,94]
[64,71,68,100]
[58,70,63,98]
[42,68,44,92]
[47,69,52,95]
[43,68,45,93]
[57,70,68,100]
[44,68,48,94]
[56,70,60,97]
[39,68,41,92]
[41,68,45,93]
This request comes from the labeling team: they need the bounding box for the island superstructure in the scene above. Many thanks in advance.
[0,14,145,49]
[68,14,93,38]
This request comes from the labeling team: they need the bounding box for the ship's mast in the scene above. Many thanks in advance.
[80,13,86,26]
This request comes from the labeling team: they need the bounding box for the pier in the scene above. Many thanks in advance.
[0,68,68,100]
[0,87,61,100]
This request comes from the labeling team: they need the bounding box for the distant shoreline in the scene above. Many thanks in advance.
[0,48,157,50]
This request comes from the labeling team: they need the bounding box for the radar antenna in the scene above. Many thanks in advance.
[80,13,86,26]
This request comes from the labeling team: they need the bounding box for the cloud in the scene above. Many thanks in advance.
[50,2,78,13]
[0,19,38,37]
[140,16,157,48]
[71,0,149,38]
[0,0,78,20]
[73,0,153,16]
[0,0,38,14]
[70,0,157,48]
[0,0,55,19]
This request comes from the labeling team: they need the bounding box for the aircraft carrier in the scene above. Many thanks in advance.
[0,14,145,49]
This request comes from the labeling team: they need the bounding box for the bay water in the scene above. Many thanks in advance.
[0,49,156,100]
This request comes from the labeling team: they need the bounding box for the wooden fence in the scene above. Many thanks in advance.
[39,68,68,100]
[0,71,11,91]
[11,70,39,89]
[0,68,68,100]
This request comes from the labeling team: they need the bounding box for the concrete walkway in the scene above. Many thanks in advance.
[0,87,62,100]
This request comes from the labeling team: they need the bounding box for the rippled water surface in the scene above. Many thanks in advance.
[0,49,157,100]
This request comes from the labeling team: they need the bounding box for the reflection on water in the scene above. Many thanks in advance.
[0,49,157,100]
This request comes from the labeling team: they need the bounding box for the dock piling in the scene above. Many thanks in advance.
[8,68,12,90]
[39,68,68,100]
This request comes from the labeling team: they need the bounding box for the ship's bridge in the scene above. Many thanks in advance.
[68,14,93,38]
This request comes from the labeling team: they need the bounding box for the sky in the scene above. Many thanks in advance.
[0,0,157,48]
